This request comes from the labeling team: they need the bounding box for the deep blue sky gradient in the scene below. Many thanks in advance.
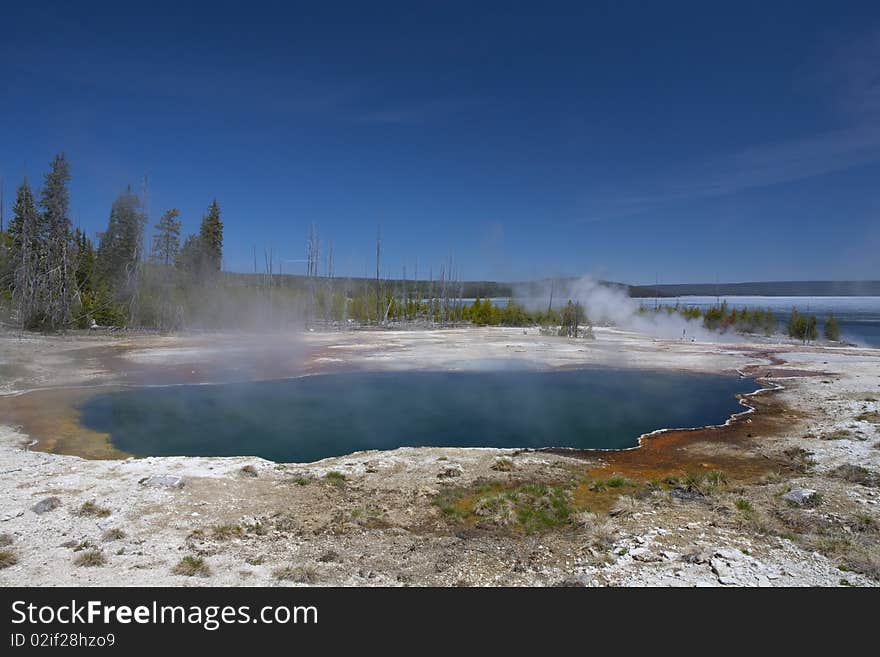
[1,1,879,283]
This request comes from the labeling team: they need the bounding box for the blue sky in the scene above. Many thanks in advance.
[1,1,879,284]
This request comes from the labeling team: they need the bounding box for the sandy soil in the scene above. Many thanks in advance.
[0,326,878,586]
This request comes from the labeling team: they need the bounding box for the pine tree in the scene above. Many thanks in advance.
[96,188,147,294]
[824,314,840,341]
[177,234,203,274]
[39,154,73,329]
[151,208,182,266]
[9,179,42,327]
[198,199,223,272]
[72,228,96,294]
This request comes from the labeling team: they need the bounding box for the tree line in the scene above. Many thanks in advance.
[0,154,848,341]
[651,302,842,342]
[0,154,223,330]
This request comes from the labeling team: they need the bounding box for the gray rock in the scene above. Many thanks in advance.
[711,557,740,585]
[683,549,712,564]
[96,517,116,530]
[31,496,61,514]
[631,548,662,562]
[782,488,818,506]
[139,474,185,489]
[437,465,462,479]
[556,576,587,587]
[714,548,742,561]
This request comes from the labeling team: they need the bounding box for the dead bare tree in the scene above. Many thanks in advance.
[402,262,407,322]
[375,225,381,324]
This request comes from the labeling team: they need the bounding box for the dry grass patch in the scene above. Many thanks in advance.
[439,481,576,534]
[830,464,880,488]
[76,500,111,518]
[491,458,515,472]
[101,528,126,542]
[843,549,880,581]
[782,447,815,473]
[324,471,347,488]
[173,555,211,577]
[74,549,106,567]
[239,465,258,478]
[273,564,320,583]
[211,523,246,540]
[0,549,18,569]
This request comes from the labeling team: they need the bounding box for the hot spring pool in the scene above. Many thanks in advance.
[77,369,762,462]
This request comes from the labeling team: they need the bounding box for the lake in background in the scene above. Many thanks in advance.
[636,296,880,347]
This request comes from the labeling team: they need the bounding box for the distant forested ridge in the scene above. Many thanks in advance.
[628,281,880,297]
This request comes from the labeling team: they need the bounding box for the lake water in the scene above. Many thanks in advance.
[639,296,880,347]
[79,369,760,463]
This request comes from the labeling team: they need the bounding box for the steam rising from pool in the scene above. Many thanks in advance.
[517,276,726,341]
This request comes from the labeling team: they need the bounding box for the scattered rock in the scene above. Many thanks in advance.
[31,497,61,514]
[556,576,587,587]
[710,557,738,585]
[437,465,462,479]
[96,517,116,531]
[782,488,819,507]
[631,548,662,563]
[682,550,712,564]
[139,474,185,489]
[317,550,340,563]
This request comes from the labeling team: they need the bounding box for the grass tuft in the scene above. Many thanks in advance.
[782,447,815,473]
[706,470,729,487]
[273,564,320,583]
[172,555,211,577]
[74,549,106,567]
[491,457,515,472]
[76,500,111,518]
[101,528,126,542]
[211,523,245,540]
[0,549,18,569]
[324,471,346,487]
[830,464,880,488]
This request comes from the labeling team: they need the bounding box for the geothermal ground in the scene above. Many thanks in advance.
[1,327,879,586]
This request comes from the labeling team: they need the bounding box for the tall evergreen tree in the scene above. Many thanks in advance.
[72,228,96,294]
[176,234,203,274]
[151,208,181,266]
[824,314,840,341]
[198,199,223,272]
[39,154,73,329]
[96,188,147,299]
[9,179,42,327]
